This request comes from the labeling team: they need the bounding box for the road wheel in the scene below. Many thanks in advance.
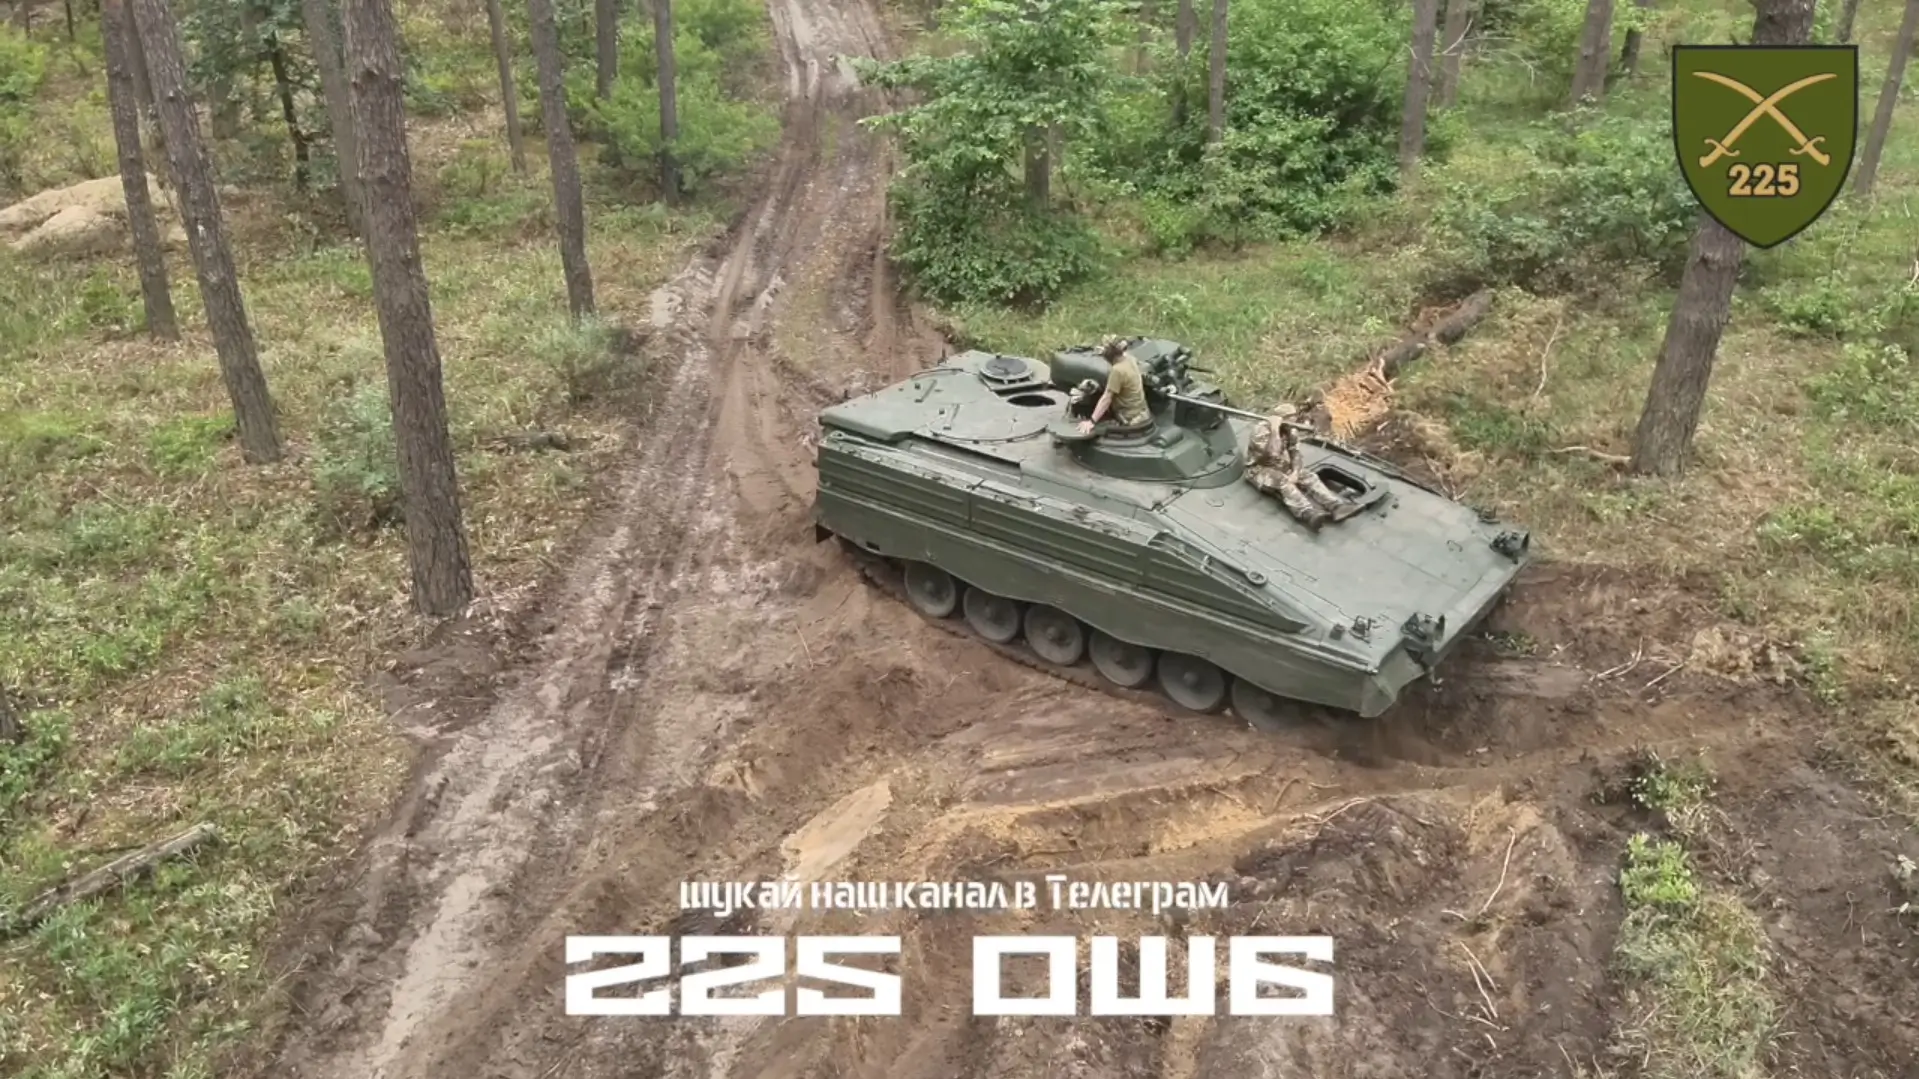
[1157,653,1229,713]
[962,586,1022,643]
[1231,678,1293,732]
[1089,630,1155,689]
[1023,605,1086,666]
[902,561,958,618]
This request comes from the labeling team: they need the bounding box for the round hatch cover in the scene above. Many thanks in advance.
[980,355,1032,383]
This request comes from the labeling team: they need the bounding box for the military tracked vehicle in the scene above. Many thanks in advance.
[810,338,1532,727]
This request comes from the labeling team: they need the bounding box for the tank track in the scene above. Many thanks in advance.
[839,542,1296,728]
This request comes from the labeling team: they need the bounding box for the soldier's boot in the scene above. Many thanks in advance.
[1298,472,1355,516]
[1277,480,1330,531]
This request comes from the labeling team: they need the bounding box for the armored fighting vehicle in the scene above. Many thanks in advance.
[810,338,1532,727]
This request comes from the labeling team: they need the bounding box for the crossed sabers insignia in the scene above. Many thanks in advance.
[1695,71,1835,169]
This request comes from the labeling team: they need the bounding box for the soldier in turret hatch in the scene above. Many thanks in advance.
[1076,336,1153,436]
[1246,405,1355,531]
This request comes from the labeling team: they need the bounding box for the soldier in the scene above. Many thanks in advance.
[1246,405,1355,530]
[1076,336,1153,436]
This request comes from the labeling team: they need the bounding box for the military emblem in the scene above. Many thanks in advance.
[1672,45,1858,248]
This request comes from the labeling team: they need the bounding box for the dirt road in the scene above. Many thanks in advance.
[263,0,1919,1075]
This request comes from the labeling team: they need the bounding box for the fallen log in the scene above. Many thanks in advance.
[484,430,573,453]
[1294,288,1496,439]
[3,822,220,936]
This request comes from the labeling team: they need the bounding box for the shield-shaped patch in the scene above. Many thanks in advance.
[1672,45,1858,249]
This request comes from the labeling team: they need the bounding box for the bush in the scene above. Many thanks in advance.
[0,25,48,198]
[312,380,401,536]
[580,0,777,196]
[891,183,1104,308]
[1079,0,1413,251]
[1426,108,1696,293]
[1472,0,1590,95]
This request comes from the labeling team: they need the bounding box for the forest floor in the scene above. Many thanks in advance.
[3,0,1919,1077]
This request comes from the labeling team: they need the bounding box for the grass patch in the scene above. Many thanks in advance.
[0,135,723,1079]
[1609,832,1778,1079]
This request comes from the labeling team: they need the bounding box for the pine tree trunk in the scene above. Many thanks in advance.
[655,0,678,203]
[1856,0,1919,196]
[122,0,172,211]
[594,0,616,99]
[14,0,28,32]
[485,0,527,173]
[1134,0,1150,74]
[1629,0,1816,476]
[1398,0,1440,177]
[130,0,284,464]
[341,0,475,617]
[1569,0,1616,104]
[1023,129,1049,206]
[300,0,366,234]
[100,0,178,340]
[1618,0,1653,78]
[1173,0,1193,126]
[267,30,311,190]
[1837,0,1862,42]
[527,0,595,317]
[1435,0,1474,108]
[1204,0,1226,144]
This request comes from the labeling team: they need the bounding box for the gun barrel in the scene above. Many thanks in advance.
[1163,391,1317,431]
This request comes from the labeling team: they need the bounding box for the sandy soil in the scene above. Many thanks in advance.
[256,0,1919,1076]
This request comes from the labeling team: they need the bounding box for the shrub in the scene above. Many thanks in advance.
[1426,108,1696,293]
[1079,0,1414,251]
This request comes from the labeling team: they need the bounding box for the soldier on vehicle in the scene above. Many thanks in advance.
[1075,336,1153,436]
[1246,404,1355,531]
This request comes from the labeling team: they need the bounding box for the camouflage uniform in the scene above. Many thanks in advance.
[1246,407,1353,530]
[1096,336,1153,429]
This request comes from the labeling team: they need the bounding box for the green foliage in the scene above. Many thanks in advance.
[312,379,401,535]
[1427,108,1696,292]
[581,0,778,197]
[0,711,69,830]
[0,24,48,196]
[1806,340,1918,435]
[1612,832,1778,1079]
[1088,0,1414,251]
[1619,833,1699,912]
[860,0,1129,306]
[1472,0,1590,95]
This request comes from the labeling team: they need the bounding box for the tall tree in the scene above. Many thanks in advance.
[262,16,312,190]
[341,0,475,616]
[1836,0,1862,42]
[527,0,595,317]
[1398,0,1440,176]
[1629,0,1816,476]
[484,0,527,172]
[1173,0,1194,125]
[655,0,678,203]
[1855,0,1919,196]
[1435,0,1475,108]
[1569,0,1616,103]
[301,0,366,235]
[1204,0,1225,143]
[101,0,178,340]
[1618,0,1655,78]
[14,0,27,31]
[594,0,616,98]
[131,0,284,464]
